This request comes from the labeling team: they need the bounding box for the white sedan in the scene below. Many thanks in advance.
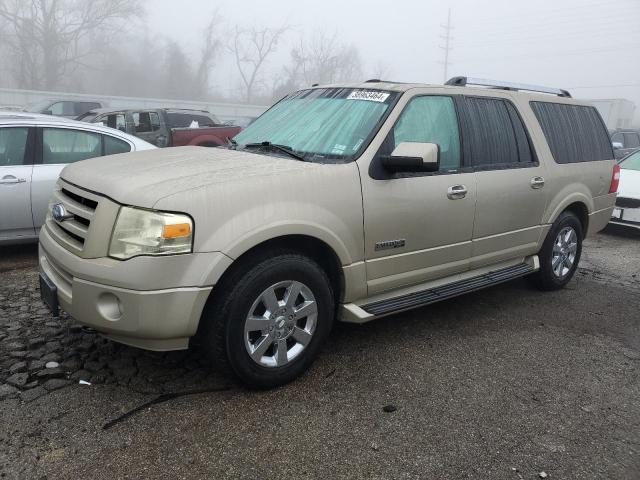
[611,149,640,229]
[0,112,155,244]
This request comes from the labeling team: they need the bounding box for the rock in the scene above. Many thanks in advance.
[45,361,60,369]
[90,373,106,384]
[382,404,397,413]
[36,367,64,379]
[9,351,27,359]
[41,352,60,363]
[539,472,548,479]
[23,380,39,389]
[42,379,71,391]
[28,337,45,348]
[84,360,106,373]
[6,341,25,350]
[21,386,47,403]
[44,340,62,353]
[29,360,45,371]
[9,361,27,374]
[61,358,82,372]
[0,384,19,400]
[6,373,29,388]
[112,366,138,380]
[70,370,91,381]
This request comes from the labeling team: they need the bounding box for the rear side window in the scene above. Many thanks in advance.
[104,135,131,155]
[459,97,533,167]
[133,112,161,133]
[42,128,102,164]
[530,102,614,163]
[0,127,29,166]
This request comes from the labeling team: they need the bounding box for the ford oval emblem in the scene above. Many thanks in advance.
[52,203,73,222]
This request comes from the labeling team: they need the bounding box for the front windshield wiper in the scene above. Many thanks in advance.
[242,141,306,162]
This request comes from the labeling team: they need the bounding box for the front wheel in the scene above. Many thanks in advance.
[202,253,334,388]
[533,211,583,291]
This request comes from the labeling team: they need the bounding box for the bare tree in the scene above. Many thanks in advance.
[194,12,223,99]
[286,31,363,89]
[230,24,289,103]
[0,0,143,90]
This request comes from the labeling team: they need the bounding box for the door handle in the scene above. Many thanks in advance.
[530,176,545,189]
[0,175,26,185]
[447,184,468,200]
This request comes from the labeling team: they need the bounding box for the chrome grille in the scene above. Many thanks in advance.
[46,182,99,255]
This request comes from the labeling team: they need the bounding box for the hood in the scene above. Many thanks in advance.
[60,146,320,207]
[618,168,640,200]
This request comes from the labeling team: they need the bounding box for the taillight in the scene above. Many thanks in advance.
[609,164,621,193]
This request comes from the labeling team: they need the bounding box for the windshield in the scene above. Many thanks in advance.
[233,87,399,162]
[620,150,640,171]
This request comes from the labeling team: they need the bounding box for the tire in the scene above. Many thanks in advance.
[533,211,583,291]
[201,251,334,388]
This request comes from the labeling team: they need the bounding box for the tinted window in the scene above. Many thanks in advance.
[104,135,131,155]
[460,97,533,167]
[623,132,640,148]
[133,112,161,133]
[530,102,614,163]
[0,128,29,166]
[42,128,102,164]
[100,113,127,132]
[166,112,217,128]
[392,96,461,171]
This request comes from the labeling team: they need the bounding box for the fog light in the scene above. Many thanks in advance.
[97,292,123,321]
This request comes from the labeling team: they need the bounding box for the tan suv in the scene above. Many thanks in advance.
[39,77,619,387]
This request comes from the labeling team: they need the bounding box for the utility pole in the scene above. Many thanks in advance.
[439,8,453,83]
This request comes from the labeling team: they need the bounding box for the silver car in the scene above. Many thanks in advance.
[0,112,155,244]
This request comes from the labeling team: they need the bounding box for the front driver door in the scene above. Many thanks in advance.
[0,126,35,240]
[360,94,476,296]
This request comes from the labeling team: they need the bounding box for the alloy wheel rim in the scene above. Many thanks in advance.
[552,226,578,278]
[244,280,317,368]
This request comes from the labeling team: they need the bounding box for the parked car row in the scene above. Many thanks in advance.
[77,108,241,147]
[0,112,155,243]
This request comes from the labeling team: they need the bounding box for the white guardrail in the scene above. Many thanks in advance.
[0,87,269,124]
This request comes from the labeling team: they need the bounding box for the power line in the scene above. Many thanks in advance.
[438,8,453,83]
[569,84,640,89]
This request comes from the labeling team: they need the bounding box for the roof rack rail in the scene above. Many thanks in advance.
[445,76,571,98]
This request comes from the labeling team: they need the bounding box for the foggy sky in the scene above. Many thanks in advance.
[147,0,640,121]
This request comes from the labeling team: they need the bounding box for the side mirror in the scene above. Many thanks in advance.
[612,142,623,150]
[382,142,440,173]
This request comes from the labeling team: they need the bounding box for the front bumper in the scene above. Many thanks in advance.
[38,226,231,351]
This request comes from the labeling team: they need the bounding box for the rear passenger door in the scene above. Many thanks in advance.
[0,126,36,240]
[459,96,548,268]
[132,111,166,146]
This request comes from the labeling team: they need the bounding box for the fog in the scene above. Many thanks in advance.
[1,0,638,123]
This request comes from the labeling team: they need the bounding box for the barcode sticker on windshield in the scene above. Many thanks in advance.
[347,90,390,102]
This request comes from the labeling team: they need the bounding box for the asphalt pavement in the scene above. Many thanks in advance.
[1,227,639,479]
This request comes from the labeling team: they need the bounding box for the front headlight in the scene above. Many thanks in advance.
[109,206,193,260]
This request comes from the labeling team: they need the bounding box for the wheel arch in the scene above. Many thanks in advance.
[546,191,593,239]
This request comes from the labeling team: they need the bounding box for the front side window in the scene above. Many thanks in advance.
[104,135,131,155]
[0,128,29,166]
[42,128,102,164]
[234,88,399,162]
[620,150,640,171]
[392,96,461,171]
[101,113,127,132]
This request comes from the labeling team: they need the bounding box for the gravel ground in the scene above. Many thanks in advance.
[0,227,639,479]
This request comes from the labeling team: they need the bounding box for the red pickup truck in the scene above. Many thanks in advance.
[80,108,241,147]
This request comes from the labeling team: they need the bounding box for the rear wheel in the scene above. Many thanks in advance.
[533,211,583,291]
[202,252,334,388]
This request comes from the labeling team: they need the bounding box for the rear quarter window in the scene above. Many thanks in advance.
[530,102,614,163]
